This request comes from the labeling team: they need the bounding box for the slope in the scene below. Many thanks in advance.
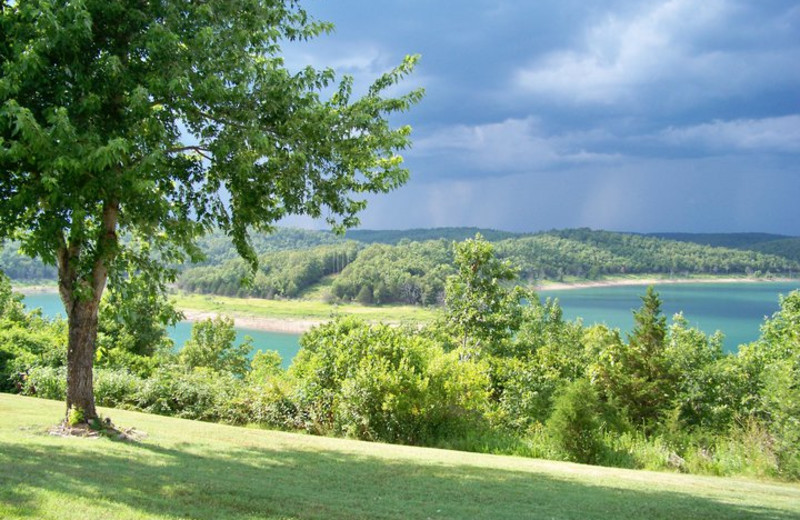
[2,394,799,520]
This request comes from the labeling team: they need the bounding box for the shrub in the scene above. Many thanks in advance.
[135,368,244,422]
[546,379,604,464]
[93,369,143,408]
[22,366,66,400]
[291,317,489,444]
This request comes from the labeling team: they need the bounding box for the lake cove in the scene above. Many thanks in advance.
[21,280,799,363]
[538,281,800,352]
[20,292,302,369]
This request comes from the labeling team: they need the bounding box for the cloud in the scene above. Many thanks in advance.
[659,115,800,154]
[513,0,800,107]
[411,118,622,178]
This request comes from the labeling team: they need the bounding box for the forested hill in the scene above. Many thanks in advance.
[175,228,799,305]
[645,232,800,264]
[3,229,799,303]
[343,227,522,244]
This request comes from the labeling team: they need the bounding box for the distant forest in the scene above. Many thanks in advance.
[2,228,799,305]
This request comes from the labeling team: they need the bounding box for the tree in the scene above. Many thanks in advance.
[590,286,674,428]
[444,234,528,356]
[180,316,251,378]
[0,1,422,422]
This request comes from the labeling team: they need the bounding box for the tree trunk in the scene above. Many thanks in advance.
[65,298,101,421]
[58,200,119,423]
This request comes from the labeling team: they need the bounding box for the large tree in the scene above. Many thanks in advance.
[0,0,422,422]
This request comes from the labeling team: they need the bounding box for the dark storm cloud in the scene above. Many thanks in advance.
[284,0,800,234]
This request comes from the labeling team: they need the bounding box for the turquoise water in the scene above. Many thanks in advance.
[20,293,301,368]
[538,281,799,352]
[21,281,800,362]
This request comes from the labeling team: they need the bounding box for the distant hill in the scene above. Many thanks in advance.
[646,232,793,249]
[646,232,800,264]
[344,227,523,244]
[5,228,800,287]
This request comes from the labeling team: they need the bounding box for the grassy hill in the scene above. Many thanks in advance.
[2,394,799,520]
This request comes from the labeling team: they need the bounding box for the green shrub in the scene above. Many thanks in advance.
[135,368,244,422]
[94,369,143,408]
[22,366,66,400]
[546,379,604,464]
[291,317,488,444]
[229,377,299,428]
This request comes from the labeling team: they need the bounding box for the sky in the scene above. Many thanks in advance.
[282,0,800,235]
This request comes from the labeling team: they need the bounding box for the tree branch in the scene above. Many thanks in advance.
[167,146,213,162]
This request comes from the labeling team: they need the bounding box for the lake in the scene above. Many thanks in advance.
[538,281,799,352]
[20,292,301,369]
[21,281,799,364]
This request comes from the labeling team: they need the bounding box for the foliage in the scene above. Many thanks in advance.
[496,229,798,281]
[0,242,56,280]
[0,274,66,391]
[0,0,421,419]
[135,367,245,422]
[21,366,66,400]
[444,234,529,356]
[178,243,360,298]
[589,287,675,429]
[736,291,800,477]
[490,299,588,431]
[67,406,85,427]
[331,240,453,305]
[248,349,284,385]
[546,379,604,464]
[179,316,251,378]
[291,317,488,444]
[96,270,182,377]
[93,368,143,409]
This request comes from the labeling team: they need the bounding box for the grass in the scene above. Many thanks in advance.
[2,394,800,520]
[171,292,438,326]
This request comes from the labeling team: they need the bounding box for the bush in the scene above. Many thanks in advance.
[22,366,66,400]
[546,379,604,464]
[228,377,299,428]
[135,368,244,422]
[291,317,489,444]
[94,369,143,408]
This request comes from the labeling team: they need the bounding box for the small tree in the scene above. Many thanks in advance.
[180,316,251,378]
[546,379,604,464]
[0,1,421,422]
[444,234,528,357]
[590,287,674,428]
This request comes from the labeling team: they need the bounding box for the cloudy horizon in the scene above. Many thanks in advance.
[282,0,800,235]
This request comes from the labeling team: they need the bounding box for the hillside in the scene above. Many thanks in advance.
[647,232,800,264]
[4,229,800,301]
[174,228,800,304]
[2,394,799,520]
[344,227,523,244]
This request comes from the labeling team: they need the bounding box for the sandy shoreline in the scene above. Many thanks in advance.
[534,276,797,291]
[179,309,322,334]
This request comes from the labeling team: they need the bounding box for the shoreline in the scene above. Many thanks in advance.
[179,309,322,334]
[535,276,798,291]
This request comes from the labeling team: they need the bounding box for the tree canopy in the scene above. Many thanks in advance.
[0,0,422,421]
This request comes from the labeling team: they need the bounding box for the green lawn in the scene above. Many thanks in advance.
[2,394,799,520]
